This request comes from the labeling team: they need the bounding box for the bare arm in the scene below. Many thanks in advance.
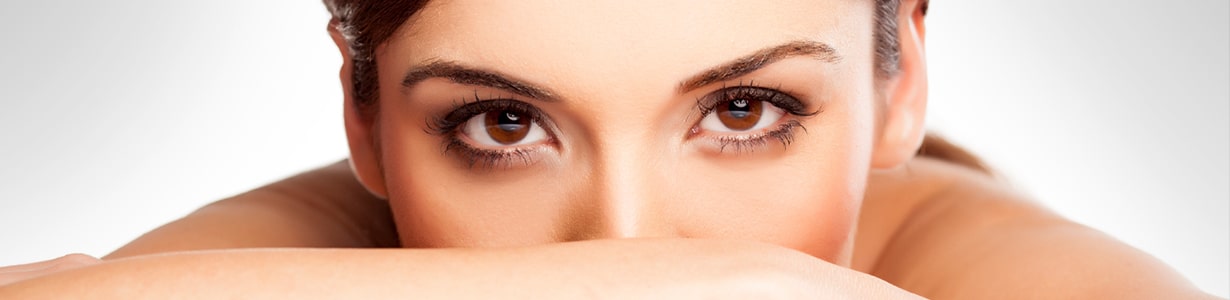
[870,159,1218,299]
[107,160,398,258]
[4,239,921,299]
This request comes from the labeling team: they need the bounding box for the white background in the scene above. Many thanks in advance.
[0,0,1226,297]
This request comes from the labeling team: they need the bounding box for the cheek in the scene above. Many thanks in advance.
[380,134,574,248]
[678,169,864,264]
[676,120,872,265]
[754,159,865,264]
[374,95,572,248]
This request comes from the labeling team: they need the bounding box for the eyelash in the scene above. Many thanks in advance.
[426,85,819,168]
[427,96,553,169]
[706,120,807,153]
[693,85,818,153]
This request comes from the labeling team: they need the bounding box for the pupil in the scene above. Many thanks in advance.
[715,99,762,131]
[484,109,533,145]
[728,99,751,119]
[497,111,524,131]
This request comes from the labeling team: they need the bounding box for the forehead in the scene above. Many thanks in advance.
[384,0,873,95]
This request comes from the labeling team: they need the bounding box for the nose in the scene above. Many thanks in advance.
[562,143,678,241]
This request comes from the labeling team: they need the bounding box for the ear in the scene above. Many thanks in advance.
[871,0,929,170]
[331,22,389,199]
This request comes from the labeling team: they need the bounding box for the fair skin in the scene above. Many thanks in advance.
[350,0,907,263]
[0,0,1217,298]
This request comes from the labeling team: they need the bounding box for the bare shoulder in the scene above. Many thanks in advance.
[107,160,399,258]
[853,156,1060,273]
[854,158,1215,299]
[852,156,1022,273]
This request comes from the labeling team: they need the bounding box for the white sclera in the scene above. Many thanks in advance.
[462,112,549,147]
[699,101,786,133]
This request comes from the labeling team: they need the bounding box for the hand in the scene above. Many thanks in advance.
[0,254,101,286]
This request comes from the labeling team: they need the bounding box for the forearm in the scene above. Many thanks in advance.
[6,239,921,299]
[14,248,545,299]
[107,160,397,258]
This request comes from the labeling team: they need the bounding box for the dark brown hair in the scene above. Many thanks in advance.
[322,0,987,173]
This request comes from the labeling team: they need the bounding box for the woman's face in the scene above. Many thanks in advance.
[370,0,879,265]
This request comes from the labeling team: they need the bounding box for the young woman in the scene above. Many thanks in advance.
[0,0,1217,298]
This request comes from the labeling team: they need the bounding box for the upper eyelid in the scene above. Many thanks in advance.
[445,98,537,121]
[694,85,818,116]
[428,98,556,136]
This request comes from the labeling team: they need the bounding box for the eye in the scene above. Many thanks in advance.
[462,109,549,147]
[689,86,817,153]
[429,98,557,169]
[698,98,786,133]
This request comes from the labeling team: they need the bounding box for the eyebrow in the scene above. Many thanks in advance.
[678,40,841,93]
[400,40,839,100]
[401,60,559,101]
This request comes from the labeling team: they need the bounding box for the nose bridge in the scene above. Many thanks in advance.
[600,141,653,235]
[567,129,674,241]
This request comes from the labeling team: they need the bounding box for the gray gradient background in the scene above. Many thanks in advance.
[1,0,1226,296]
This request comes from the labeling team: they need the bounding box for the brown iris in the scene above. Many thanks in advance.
[716,99,763,131]
[484,110,531,144]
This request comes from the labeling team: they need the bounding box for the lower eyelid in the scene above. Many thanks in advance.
[696,120,804,153]
[444,137,550,169]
